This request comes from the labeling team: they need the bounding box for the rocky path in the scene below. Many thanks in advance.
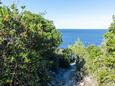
[50,61,98,86]
[50,62,76,86]
[77,76,98,86]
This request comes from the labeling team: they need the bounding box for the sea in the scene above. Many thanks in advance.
[58,29,107,48]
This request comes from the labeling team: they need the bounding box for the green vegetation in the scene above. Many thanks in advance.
[0,1,115,86]
[69,38,86,81]
[0,3,73,86]
[55,48,74,68]
[69,16,115,86]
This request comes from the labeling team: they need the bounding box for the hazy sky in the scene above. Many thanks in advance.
[2,0,115,29]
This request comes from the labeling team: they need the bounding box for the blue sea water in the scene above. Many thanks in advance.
[59,29,107,48]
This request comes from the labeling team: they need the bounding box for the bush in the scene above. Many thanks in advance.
[55,48,74,68]
[0,3,62,86]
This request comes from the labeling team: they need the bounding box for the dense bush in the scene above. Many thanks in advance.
[55,48,74,68]
[0,3,62,86]
[96,15,115,86]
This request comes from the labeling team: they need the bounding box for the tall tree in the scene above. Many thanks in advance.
[104,15,115,56]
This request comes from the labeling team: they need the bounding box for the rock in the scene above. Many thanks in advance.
[77,76,98,86]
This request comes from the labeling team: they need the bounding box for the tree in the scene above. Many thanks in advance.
[104,15,115,56]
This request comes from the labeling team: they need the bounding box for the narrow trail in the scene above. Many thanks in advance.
[50,62,98,86]
[50,62,76,86]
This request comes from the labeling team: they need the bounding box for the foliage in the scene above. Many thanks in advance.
[55,48,74,68]
[70,17,115,86]
[0,3,62,86]
[104,15,115,56]
[69,39,86,81]
[85,45,102,74]
[69,39,86,72]
[69,38,86,58]
[97,15,115,86]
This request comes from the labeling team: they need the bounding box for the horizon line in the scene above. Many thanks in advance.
[57,28,108,29]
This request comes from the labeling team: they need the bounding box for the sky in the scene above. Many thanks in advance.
[2,0,115,29]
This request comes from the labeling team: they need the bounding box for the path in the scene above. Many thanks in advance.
[50,62,76,86]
